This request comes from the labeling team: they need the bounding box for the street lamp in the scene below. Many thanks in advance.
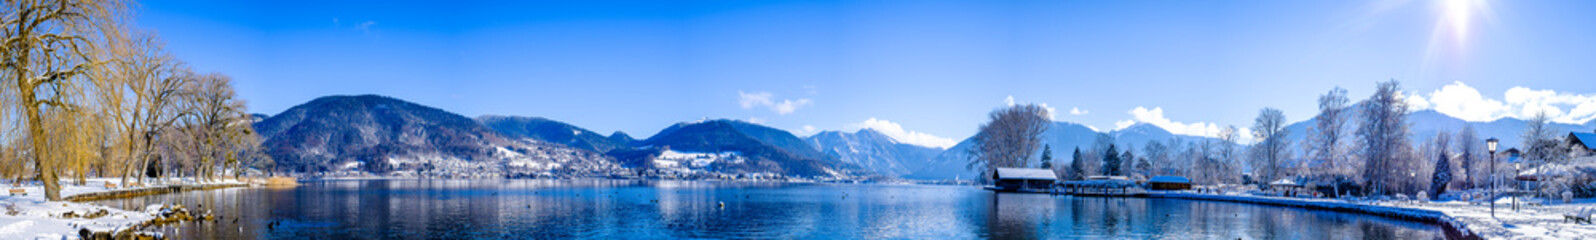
[1487,137,1498,218]
[1515,162,1521,212]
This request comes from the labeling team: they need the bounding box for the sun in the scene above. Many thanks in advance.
[1441,0,1483,44]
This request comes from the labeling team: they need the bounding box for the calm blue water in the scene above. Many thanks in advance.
[94,180,1447,239]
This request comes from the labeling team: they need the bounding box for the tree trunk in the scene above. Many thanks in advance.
[119,130,140,188]
[21,86,62,201]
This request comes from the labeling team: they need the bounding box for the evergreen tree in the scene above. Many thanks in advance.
[1039,144,1053,169]
[1103,144,1121,176]
[1428,127,1455,199]
[1431,141,1453,197]
[1070,147,1085,180]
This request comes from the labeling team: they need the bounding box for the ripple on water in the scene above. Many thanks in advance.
[89,180,1447,240]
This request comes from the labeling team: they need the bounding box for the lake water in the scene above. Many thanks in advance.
[93,180,1447,239]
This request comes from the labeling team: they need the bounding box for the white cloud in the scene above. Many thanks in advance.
[790,124,820,137]
[847,118,958,149]
[355,20,377,34]
[1404,91,1433,110]
[1070,107,1089,116]
[1001,95,1057,120]
[1114,107,1224,138]
[739,91,812,115]
[1416,82,1505,121]
[746,117,766,124]
[1414,82,1596,124]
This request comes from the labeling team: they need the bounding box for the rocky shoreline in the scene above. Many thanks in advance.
[2,180,254,240]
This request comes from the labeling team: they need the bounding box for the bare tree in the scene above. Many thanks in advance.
[1217,125,1240,184]
[1356,80,1415,196]
[1142,140,1166,178]
[1520,111,1565,198]
[174,72,249,182]
[966,104,1050,181]
[98,30,188,186]
[1522,111,1556,149]
[1456,125,1480,189]
[1306,87,1351,179]
[1,0,129,200]
[1087,133,1113,175]
[1251,108,1290,183]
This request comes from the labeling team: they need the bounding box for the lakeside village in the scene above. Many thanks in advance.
[977,130,1596,239]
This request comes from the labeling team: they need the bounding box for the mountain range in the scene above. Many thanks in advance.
[902,122,1225,180]
[252,95,621,176]
[253,94,1596,180]
[478,115,633,153]
[805,129,942,176]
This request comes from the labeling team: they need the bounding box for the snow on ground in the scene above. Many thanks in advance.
[1405,199,1596,239]
[0,178,246,240]
[1149,191,1596,239]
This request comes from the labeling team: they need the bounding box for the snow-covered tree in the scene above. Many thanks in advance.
[1217,125,1241,183]
[1141,140,1165,177]
[1521,111,1567,199]
[1456,125,1481,189]
[1143,140,1167,176]
[1134,155,1152,178]
[1356,80,1415,196]
[1431,132,1452,197]
[1251,108,1290,183]
[1307,87,1351,180]
[1522,111,1558,153]
[1120,149,1135,178]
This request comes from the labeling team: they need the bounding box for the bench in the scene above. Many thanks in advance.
[7,188,23,196]
[1566,207,1592,224]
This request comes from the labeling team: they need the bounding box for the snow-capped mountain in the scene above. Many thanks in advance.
[255,94,1596,180]
[805,129,942,177]
[253,95,620,176]
[623,119,864,177]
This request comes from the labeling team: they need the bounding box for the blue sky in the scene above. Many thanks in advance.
[139,0,1596,148]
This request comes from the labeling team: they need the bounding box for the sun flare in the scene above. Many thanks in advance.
[1441,0,1481,44]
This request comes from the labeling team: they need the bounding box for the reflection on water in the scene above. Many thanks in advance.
[93,180,1444,239]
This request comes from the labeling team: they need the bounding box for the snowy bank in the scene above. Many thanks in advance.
[1,178,250,239]
[1145,192,1596,239]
